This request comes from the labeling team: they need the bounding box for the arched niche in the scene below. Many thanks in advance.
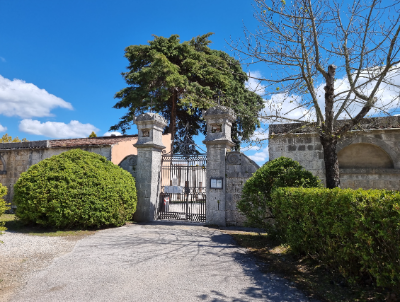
[118,154,137,178]
[338,143,394,169]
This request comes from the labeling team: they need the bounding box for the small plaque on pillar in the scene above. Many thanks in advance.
[142,129,150,137]
[210,177,223,189]
[211,124,222,133]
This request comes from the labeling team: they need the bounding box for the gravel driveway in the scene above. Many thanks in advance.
[0,232,79,302]
[7,222,317,302]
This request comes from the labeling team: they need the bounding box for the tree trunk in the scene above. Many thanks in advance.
[170,89,177,153]
[322,64,340,188]
[320,136,340,189]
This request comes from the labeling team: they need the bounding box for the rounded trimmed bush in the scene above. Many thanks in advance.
[14,149,137,229]
[0,184,9,235]
[237,156,321,230]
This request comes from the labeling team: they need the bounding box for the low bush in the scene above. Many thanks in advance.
[14,149,137,229]
[271,187,400,291]
[237,157,321,230]
[0,184,9,235]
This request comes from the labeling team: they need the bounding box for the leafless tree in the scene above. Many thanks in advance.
[231,0,400,188]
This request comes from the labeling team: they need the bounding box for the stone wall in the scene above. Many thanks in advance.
[269,133,326,182]
[225,151,259,226]
[0,146,111,208]
[133,112,167,222]
[118,155,138,179]
[269,126,400,190]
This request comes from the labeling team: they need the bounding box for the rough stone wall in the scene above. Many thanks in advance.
[0,146,111,208]
[340,169,400,190]
[225,152,259,226]
[269,129,400,190]
[203,105,236,226]
[269,133,326,182]
[118,155,138,179]
[133,148,163,222]
[133,112,167,222]
[206,144,229,225]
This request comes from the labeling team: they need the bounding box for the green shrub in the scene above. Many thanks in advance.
[14,149,137,229]
[0,184,9,235]
[271,187,400,290]
[237,156,321,230]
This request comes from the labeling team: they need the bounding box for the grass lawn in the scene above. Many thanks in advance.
[0,214,98,237]
[221,230,393,302]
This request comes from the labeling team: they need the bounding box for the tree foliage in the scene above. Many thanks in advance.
[88,131,97,138]
[14,149,137,229]
[237,157,321,230]
[0,184,9,236]
[272,187,400,291]
[233,0,400,187]
[111,33,264,151]
[0,134,28,143]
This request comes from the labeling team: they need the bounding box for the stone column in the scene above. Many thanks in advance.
[133,113,167,222]
[203,106,236,226]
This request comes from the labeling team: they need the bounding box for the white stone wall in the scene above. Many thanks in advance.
[0,146,111,207]
[269,129,400,190]
[269,133,326,182]
[225,152,259,226]
[206,144,229,225]
[133,148,163,222]
[133,113,167,222]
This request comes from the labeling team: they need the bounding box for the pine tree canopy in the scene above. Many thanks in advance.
[110,33,264,150]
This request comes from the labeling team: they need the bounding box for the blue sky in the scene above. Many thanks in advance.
[0,0,270,164]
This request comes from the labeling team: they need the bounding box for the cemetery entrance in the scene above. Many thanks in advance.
[158,152,207,222]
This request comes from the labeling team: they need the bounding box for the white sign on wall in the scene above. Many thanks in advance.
[210,178,223,189]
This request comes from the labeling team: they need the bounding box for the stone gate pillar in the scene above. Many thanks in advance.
[133,113,167,222]
[203,106,236,226]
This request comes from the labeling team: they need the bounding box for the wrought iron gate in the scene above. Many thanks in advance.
[158,153,207,222]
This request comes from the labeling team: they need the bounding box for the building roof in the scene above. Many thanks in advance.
[0,135,138,150]
[49,135,138,148]
[269,116,400,135]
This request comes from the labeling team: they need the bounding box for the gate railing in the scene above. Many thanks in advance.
[158,153,207,222]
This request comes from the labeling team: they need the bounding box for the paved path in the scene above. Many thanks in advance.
[11,222,317,302]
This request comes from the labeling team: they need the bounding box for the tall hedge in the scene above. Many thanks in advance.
[0,184,9,235]
[237,157,321,229]
[271,187,400,290]
[14,149,137,229]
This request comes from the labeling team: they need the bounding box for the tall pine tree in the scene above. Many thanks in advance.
[110,33,263,151]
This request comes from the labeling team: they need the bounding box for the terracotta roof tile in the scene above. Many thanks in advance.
[49,135,138,148]
[0,135,138,150]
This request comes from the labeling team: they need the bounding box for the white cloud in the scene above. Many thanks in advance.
[0,75,73,118]
[246,71,266,96]
[260,64,400,124]
[241,128,269,152]
[19,120,99,139]
[103,131,122,136]
[248,146,269,164]
[251,128,269,141]
[263,93,315,123]
[0,124,6,132]
[0,57,5,63]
